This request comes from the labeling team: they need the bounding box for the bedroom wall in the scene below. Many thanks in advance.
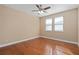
[0,5,39,45]
[78,8,79,47]
[40,9,78,43]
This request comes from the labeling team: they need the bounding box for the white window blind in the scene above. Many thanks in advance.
[54,16,64,32]
[45,18,52,31]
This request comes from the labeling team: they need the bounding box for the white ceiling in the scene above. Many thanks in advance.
[4,4,79,17]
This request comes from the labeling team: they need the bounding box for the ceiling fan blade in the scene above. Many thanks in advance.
[44,6,51,10]
[40,5,42,7]
[36,4,40,9]
[43,10,47,13]
[32,10,39,12]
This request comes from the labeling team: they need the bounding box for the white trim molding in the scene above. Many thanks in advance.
[0,36,39,48]
[40,36,78,45]
[0,35,78,48]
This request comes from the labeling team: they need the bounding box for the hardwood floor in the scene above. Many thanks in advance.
[0,37,79,55]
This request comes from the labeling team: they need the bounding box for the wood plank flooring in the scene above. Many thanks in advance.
[0,37,79,55]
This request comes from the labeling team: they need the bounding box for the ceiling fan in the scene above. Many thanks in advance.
[32,4,51,14]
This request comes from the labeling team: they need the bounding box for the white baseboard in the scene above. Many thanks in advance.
[0,36,39,48]
[40,36,78,45]
[0,35,78,48]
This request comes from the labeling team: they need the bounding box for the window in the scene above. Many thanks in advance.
[45,18,52,31]
[54,16,64,32]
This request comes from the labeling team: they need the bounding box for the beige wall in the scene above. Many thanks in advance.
[78,8,79,46]
[0,5,39,45]
[40,9,78,43]
[0,5,78,46]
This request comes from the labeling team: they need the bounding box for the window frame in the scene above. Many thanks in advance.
[45,18,53,32]
[54,16,64,32]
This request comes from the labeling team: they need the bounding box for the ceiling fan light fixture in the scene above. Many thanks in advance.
[38,11,44,14]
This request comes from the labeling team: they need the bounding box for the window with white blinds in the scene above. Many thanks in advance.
[45,18,52,31]
[54,16,64,32]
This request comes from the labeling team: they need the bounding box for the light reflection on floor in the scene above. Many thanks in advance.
[44,45,53,55]
[55,45,73,55]
[44,45,73,55]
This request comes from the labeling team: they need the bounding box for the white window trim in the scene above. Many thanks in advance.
[45,18,52,32]
[54,16,64,32]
